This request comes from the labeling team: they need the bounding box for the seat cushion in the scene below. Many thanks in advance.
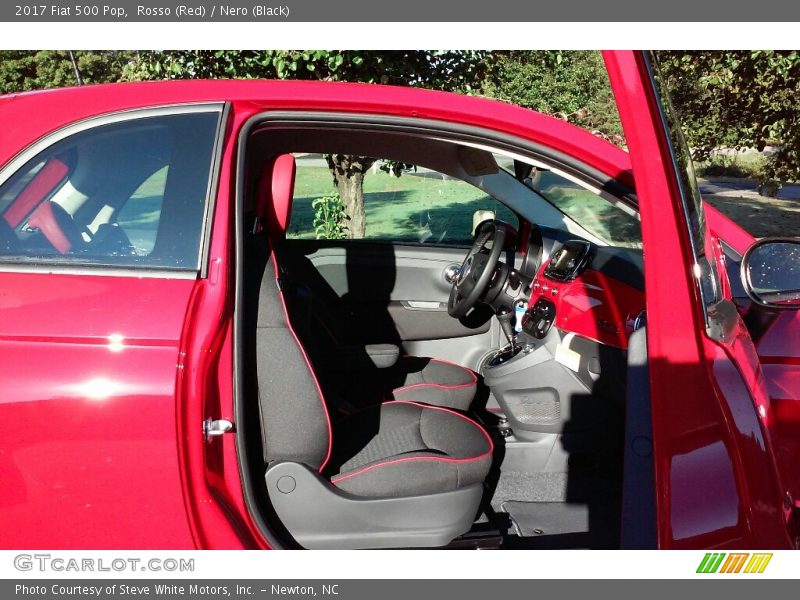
[387,356,478,409]
[329,356,478,412]
[327,401,493,497]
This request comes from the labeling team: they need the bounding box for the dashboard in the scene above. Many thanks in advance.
[520,230,646,350]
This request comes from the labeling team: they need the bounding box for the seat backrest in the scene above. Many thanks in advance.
[249,154,332,472]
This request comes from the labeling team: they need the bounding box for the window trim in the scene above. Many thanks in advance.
[0,102,227,278]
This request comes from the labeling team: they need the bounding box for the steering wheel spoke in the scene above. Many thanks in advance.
[447,220,506,319]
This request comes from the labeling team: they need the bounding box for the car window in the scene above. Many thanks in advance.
[115,166,169,256]
[288,155,518,245]
[0,111,220,271]
[526,168,641,248]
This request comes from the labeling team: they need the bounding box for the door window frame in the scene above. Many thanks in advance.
[0,102,228,279]
[233,110,643,548]
[643,53,732,343]
[238,112,640,248]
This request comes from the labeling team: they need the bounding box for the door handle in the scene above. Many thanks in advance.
[404,300,444,310]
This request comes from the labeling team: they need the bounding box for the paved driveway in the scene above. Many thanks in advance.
[700,179,800,238]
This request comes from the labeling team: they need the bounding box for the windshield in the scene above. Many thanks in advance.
[494,153,642,248]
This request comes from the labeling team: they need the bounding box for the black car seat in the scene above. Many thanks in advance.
[255,153,477,412]
[247,154,493,548]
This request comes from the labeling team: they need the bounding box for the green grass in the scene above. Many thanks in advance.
[115,166,168,254]
[289,166,517,243]
[696,152,767,180]
[110,163,643,251]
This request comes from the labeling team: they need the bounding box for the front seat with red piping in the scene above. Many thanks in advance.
[249,229,493,549]
[254,153,478,412]
[248,157,493,549]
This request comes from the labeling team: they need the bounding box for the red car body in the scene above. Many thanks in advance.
[0,51,797,549]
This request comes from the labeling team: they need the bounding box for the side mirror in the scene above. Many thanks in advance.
[741,238,800,309]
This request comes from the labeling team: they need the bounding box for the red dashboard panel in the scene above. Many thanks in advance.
[531,261,645,349]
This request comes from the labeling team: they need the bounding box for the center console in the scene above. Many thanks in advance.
[542,239,593,282]
[522,297,556,339]
[482,239,600,440]
[478,237,635,473]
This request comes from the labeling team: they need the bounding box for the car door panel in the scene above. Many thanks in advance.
[605,50,795,548]
[283,239,495,368]
[0,103,227,549]
[0,272,197,549]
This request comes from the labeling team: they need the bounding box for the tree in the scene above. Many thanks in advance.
[0,51,133,94]
[657,51,800,186]
[481,51,624,144]
[124,51,489,237]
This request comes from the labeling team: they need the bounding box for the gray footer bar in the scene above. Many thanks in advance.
[4,580,790,600]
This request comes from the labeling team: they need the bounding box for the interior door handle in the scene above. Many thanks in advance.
[404,300,444,310]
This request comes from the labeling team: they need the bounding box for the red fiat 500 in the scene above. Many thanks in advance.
[0,51,798,550]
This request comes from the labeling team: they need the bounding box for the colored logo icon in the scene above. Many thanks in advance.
[697,553,773,574]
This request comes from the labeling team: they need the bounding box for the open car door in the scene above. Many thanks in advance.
[604,50,798,549]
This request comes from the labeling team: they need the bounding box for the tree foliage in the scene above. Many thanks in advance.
[123,50,488,91]
[657,51,800,185]
[3,49,797,198]
[123,50,489,238]
[312,192,347,240]
[481,51,624,144]
[0,51,133,94]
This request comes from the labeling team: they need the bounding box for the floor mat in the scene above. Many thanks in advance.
[491,471,620,507]
[501,500,620,549]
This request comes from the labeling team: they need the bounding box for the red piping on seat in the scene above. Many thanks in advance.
[391,357,478,395]
[392,380,476,393]
[330,400,493,485]
[271,250,333,473]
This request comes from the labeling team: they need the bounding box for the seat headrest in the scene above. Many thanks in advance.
[255,154,296,237]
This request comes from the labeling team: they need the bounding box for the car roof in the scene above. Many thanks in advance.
[1,79,634,188]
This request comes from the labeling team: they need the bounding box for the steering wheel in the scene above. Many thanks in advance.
[448,220,506,318]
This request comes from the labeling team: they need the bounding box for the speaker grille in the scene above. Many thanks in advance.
[510,398,561,425]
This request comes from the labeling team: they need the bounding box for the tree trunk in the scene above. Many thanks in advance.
[326,154,375,239]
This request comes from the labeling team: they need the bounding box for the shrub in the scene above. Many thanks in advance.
[312,192,348,240]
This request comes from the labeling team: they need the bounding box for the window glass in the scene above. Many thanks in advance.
[527,168,642,248]
[116,166,169,256]
[647,52,723,311]
[0,111,220,270]
[289,155,518,245]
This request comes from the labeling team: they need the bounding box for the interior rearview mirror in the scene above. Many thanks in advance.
[741,238,800,309]
[513,160,533,182]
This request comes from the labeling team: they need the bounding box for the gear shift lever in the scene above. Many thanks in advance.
[496,307,516,352]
